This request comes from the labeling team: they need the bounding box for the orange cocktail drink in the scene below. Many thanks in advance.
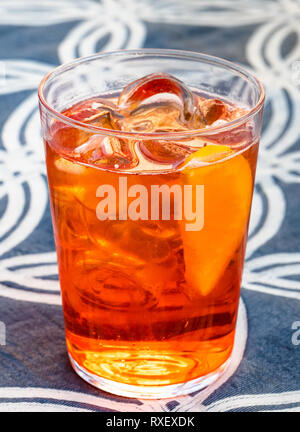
[39,50,264,398]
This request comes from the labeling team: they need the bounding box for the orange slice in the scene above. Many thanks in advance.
[180,145,253,296]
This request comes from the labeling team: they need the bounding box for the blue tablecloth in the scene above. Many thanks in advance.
[0,0,299,412]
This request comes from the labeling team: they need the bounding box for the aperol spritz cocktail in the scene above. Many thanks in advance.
[39,51,264,398]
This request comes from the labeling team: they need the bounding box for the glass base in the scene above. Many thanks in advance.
[68,353,231,399]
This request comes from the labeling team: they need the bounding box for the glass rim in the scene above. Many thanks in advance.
[38,48,265,141]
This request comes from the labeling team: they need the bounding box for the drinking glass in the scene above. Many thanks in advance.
[38,49,264,398]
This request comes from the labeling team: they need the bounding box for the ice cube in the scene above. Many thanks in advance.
[57,98,139,169]
[118,73,195,119]
[116,73,223,138]
[74,135,138,170]
[63,97,120,127]
[55,201,90,250]
[117,73,209,133]
[198,98,226,125]
[118,100,198,133]
[50,98,121,155]
[139,139,193,165]
[124,224,171,264]
[140,219,179,239]
[50,120,92,154]
[200,122,254,149]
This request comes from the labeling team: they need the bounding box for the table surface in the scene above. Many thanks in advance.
[0,0,299,412]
